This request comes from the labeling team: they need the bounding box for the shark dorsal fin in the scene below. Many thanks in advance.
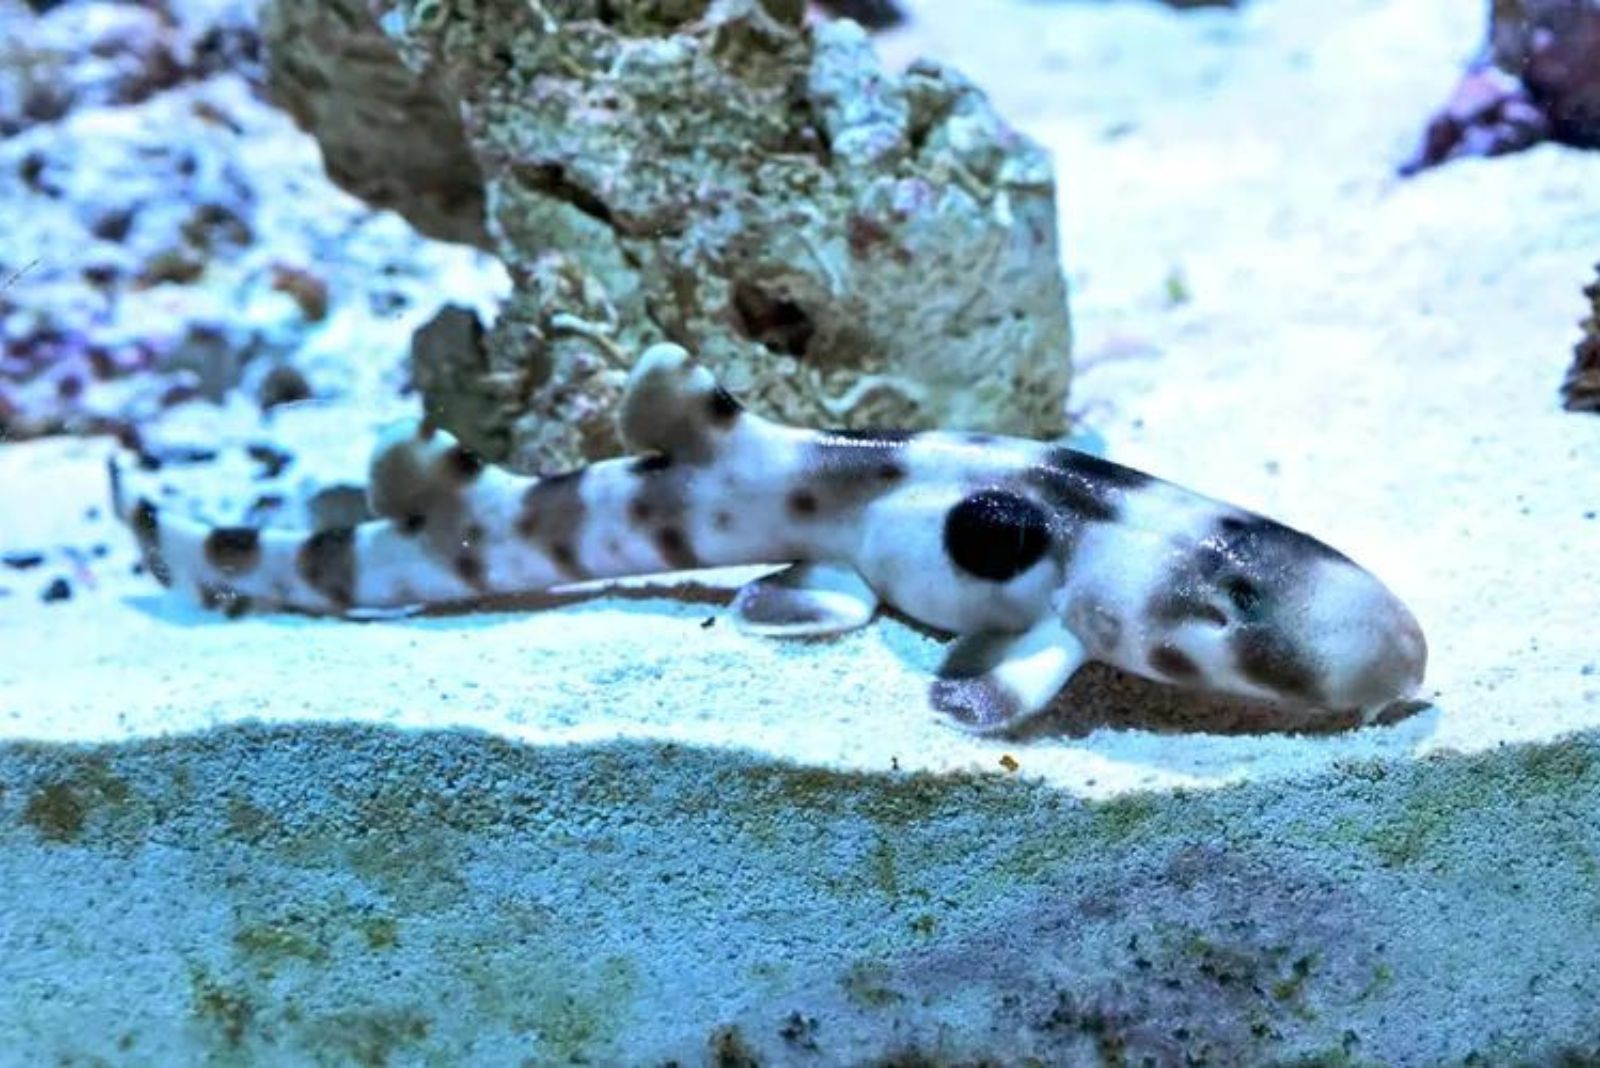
[617,343,748,464]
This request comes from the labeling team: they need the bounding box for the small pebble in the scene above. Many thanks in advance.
[40,577,72,603]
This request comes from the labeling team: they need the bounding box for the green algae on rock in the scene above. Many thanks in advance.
[265,0,1074,472]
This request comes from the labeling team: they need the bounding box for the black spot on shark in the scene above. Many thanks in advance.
[793,430,911,515]
[203,527,262,575]
[1233,626,1322,702]
[626,457,699,569]
[444,444,484,483]
[297,526,357,607]
[1214,513,1350,565]
[517,471,588,581]
[1025,447,1153,525]
[707,386,742,427]
[943,490,1052,583]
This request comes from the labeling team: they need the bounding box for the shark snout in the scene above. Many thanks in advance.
[1319,579,1428,712]
[1347,602,1427,708]
[1295,556,1428,713]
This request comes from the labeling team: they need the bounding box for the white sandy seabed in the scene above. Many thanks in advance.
[2,0,1599,1063]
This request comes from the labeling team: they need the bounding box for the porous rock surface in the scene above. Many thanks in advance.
[265,0,1074,471]
[260,0,488,248]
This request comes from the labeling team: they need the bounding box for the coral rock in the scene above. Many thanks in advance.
[1404,0,1600,173]
[261,0,488,248]
[265,0,1075,472]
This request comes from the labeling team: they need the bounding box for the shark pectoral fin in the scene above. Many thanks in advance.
[731,562,879,638]
[930,617,1086,735]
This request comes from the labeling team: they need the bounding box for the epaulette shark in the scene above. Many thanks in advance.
[109,343,1427,734]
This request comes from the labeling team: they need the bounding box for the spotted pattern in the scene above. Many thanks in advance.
[1140,512,1340,700]
[943,490,1052,583]
[203,527,262,575]
[516,471,588,580]
[794,431,910,515]
[1025,447,1153,526]
[296,526,357,607]
[1232,627,1322,702]
[625,456,701,570]
[444,444,484,483]
[653,526,696,570]
[787,489,819,518]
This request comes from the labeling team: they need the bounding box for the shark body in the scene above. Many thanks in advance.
[111,344,1427,734]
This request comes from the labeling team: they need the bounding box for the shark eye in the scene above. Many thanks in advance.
[1226,577,1262,615]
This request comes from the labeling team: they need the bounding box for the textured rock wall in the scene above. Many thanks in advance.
[266,0,1074,471]
[260,0,488,248]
